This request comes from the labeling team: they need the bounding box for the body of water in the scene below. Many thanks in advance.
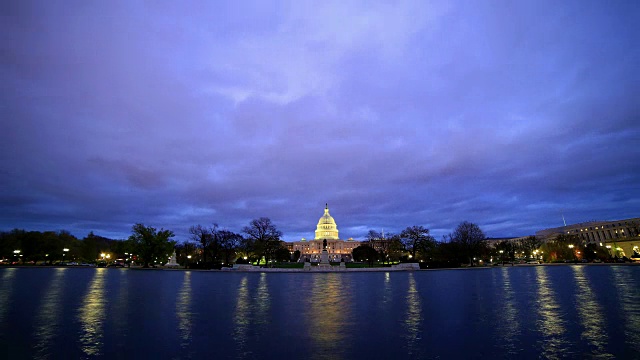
[1,265,639,359]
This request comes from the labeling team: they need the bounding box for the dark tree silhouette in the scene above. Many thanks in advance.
[447,221,486,266]
[129,223,175,268]
[400,225,435,260]
[242,217,282,267]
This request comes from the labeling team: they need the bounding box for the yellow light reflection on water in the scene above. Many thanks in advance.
[535,266,568,359]
[176,271,192,350]
[382,272,393,310]
[611,266,640,351]
[405,273,422,357]
[571,266,612,358]
[233,273,272,358]
[34,268,66,360]
[78,268,107,357]
[0,268,17,326]
[308,273,349,360]
[496,267,520,356]
[255,273,270,326]
[233,275,251,357]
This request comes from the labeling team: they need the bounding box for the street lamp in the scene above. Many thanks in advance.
[568,244,575,262]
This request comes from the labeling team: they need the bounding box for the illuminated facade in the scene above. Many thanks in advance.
[536,217,640,243]
[536,217,640,258]
[292,205,360,262]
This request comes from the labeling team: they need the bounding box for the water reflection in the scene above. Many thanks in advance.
[113,269,129,344]
[497,267,519,356]
[34,268,66,360]
[535,266,568,359]
[176,271,192,351]
[78,268,107,358]
[309,274,349,360]
[233,276,250,358]
[0,268,17,328]
[255,273,270,326]
[381,272,391,309]
[572,266,613,358]
[404,273,422,357]
[233,274,271,359]
[611,266,640,353]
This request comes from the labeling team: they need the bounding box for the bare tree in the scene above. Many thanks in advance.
[400,225,435,260]
[242,217,282,267]
[448,221,486,266]
[218,229,243,266]
[189,224,214,263]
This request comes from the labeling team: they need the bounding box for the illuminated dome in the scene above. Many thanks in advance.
[315,204,339,240]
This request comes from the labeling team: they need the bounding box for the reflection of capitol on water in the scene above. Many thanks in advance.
[233,273,271,359]
[34,268,66,360]
[535,266,567,359]
[404,273,422,357]
[78,268,107,357]
[572,266,612,358]
[308,274,349,360]
[176,271,192,350]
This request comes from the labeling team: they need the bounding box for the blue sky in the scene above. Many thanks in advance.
[1,0,639,242]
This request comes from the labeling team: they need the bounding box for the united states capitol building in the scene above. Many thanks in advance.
[291,205,361,262]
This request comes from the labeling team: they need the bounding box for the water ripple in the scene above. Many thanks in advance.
[404,273,423,357]
[497,267,520,356]
[309,274,349,360]
[611,266,640,353]
[176,271,192,354]
[0,268,17,330]
[34,268,66,360]
[572,266,613,359]
[78,268,107,358]
[535,266,568,359]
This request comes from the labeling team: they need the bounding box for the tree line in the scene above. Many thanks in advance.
[353,221,489,267]
[0,217,289,269]
[3,218,629,268]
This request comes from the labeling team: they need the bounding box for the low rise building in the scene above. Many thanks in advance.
[536,218,640,243]
[536,217,640,258]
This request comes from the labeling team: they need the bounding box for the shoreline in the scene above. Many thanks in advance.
[2,262,638,273]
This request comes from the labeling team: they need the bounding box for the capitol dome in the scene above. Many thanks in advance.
[315,204,339,240]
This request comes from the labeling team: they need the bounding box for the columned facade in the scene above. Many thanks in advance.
[292,205,360,262]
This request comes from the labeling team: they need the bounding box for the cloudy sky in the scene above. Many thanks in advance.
[2,1,639,242]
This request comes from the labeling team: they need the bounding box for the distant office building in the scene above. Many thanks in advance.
[291,205,360,262]
[484,236,533,248]
[536,217,640,243]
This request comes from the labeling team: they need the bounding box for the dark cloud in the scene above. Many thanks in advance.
[1,1,638,242]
